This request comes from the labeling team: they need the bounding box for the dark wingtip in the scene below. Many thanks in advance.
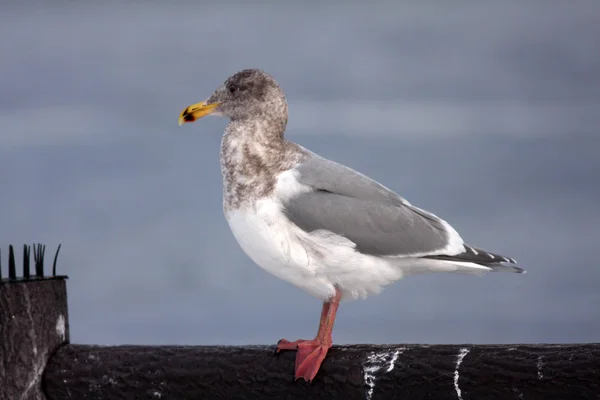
[490,264,526,274]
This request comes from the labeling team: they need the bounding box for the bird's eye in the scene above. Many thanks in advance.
[228,85,238,95]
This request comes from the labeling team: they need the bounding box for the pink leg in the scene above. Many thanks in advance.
[276,301,331,351]
[276,288,342,382]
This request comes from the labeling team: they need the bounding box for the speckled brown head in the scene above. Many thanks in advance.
[178,69,288,131]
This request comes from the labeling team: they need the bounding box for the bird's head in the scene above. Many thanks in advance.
[178,69,287,126]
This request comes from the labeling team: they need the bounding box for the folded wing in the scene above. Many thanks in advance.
[283,153,462,257]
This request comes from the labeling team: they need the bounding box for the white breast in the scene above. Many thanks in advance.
[226,198,340,300]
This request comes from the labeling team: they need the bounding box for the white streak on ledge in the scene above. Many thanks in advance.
[363,348,405,400]
[20,286,40,399]
[537,356,544,379]
[20,354,46,400]
[512,387,524,399]
[454,348,470,400]
[23,286,38,356]
[56,314,66,341]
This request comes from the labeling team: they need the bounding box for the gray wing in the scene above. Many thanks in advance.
[283,155,453,257]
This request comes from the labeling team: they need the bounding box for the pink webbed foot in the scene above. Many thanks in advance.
[294,340,332,382]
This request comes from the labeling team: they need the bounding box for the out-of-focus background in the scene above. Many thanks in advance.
[1,2,599,345]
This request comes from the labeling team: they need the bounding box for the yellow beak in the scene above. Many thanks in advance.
[178,101,220,126]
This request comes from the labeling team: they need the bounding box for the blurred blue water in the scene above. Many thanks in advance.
[1,2,599,345]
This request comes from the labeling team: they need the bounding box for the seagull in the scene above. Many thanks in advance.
[178,69,524,382]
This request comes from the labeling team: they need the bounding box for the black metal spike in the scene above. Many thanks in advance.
[23,244,31,279]
[40,244,46,276]
[33,244,39,275]
[35,243,42,277]
[33,243,45,277]
[52,243,62,277]
[9,245,16,280]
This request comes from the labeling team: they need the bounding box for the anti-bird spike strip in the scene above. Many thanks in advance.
[0,244,63,281]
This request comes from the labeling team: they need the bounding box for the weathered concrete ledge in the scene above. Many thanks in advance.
[42,343,600,400]
[1,278,69,400]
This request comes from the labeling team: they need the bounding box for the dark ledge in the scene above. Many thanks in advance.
[42,343,600,400]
